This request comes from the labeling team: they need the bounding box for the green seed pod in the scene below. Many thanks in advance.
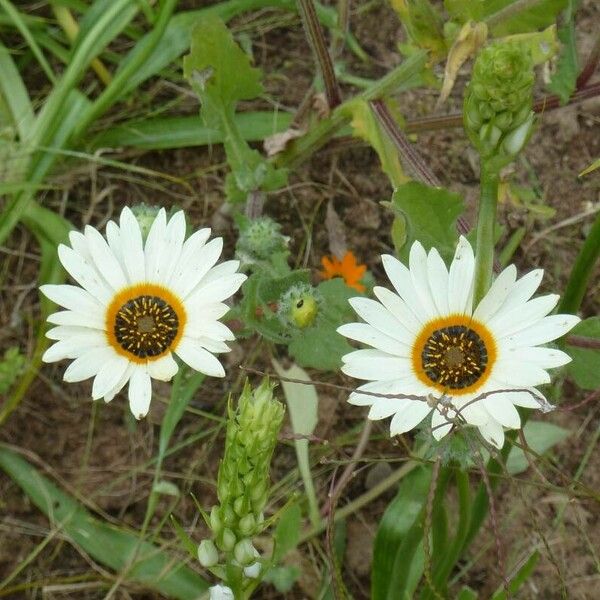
[464,41,535,165]
[236,216,289,267]
[278,283,321,329]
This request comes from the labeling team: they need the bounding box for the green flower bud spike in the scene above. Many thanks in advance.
[464,41,535,170]
[202,378,284,598]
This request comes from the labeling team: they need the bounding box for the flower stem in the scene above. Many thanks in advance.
[473,163,499,306]
[558,210,600,314]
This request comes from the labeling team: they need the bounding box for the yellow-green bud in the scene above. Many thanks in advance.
[278,284,320,329]
[234,539,256,566]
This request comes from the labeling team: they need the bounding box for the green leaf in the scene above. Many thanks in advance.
[372,465,432,600]
[341,98,408,188]
[490,551,539,599]
[92,111,293,150]
[272,502,302,562]
[579,157,600,177]
[547,1,581,103]
[506,421,570,475]
[0,446,208,599]
[457,587,479,600]
[183,15,262,127]
[390,181,465,263]
[566,317,600,390]
[271,360,320,526]
[502,24,560,65]
[287,279,355,371]
[263,565,301,592]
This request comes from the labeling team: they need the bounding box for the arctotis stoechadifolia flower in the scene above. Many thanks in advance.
[40,207,246,419]
[337,237,580,449]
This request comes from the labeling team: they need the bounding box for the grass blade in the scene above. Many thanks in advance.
[0,445,209,599]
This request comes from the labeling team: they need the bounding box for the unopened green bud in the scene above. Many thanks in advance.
[464,41,535,164]
[236,216,289,266]
[210,505,222,534]
[278,283,320,329]
[198,539,219,567]
[219,528,236,552]
[234,538,256,566]
[238,514,256,536]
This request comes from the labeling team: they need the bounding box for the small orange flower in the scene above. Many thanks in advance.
[320,251,367,292]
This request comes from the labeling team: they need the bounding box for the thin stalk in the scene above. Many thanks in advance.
[297,0,342,108]
[557,210,600,314]
[485,0,544,28]
[473,163,499,306]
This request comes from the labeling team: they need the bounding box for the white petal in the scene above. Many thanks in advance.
[490,294,560,338]
[155,210,186,284]
[104,363,134,402]
[69,230,92,260]
[106,221,125,274]
[381,254,428,323]
[368,398,411,420]
[128,368,152,419]
[473,264,517,322]
[341,349,412,381]
[185,319,235,342]
[42,331,106,362]
[119,207,146,282]
[175,338,225,377]
[348,297,414,346]
[182,302,229,321]
[144,208,167,280]
[47,309,105,329]
[502,346,572,369]
[501,269,543,312]
[501,314,580,348]
[373,286,421,334]
[493,359,551,386]
[426,247,449,316]
[348,378,429,406]
[190,274,246,303]
[84,225,127,290]
[200,260,242,285]
[147,353,179,381]
[63,346,115,382]
[46,325,103,341]
[57,245,112,303]
[171,233,221,298]
[389,402,431,435]
[431,409,453,440]
[41,284,104,313]
[91,355,129,400]
[477,418,505,449]
[408,241,437,320]
[483,397,521,429]
[447,236,475,314]
[337,322,410,356]
[493,387,551,410]
[195,337,231,353]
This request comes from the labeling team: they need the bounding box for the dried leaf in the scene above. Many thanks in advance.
[325,201,347,258]
[438,21,488,106]
[264,127,306,157]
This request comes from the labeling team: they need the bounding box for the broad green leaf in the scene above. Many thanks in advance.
[547,1,580,103]
[501,25,560,65]
[341,98,408,188]
[445,0,568,35]
[457,588,478,600]
[183,15,262,128]
[506,421,570,474]
[288,279,355,371]
[93,111,293,150]
[272,502,302,562]
[390,181,465,263]
[271,360,320,526]
[0,446,209,599]
[372,465,432,600]
[263,565,301,592]
[566,317,600,390]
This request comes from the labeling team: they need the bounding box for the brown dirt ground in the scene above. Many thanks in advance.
[1,0,600,598]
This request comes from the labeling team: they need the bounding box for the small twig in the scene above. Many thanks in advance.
[565,334,600,350]
[298,0,342,109]
[576,34,600,88]
[422,459,445,600]
[322,419,372,516]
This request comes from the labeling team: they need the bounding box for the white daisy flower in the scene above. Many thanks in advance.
[40,207,246,419]
[337,237,580,449]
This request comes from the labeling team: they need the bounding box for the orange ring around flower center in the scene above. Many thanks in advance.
[105,283,187,364]
[411,314,497,396]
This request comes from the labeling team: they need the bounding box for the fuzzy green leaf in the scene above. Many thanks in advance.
[0,347,26,395]
[390,181,465,263]
[272,502,302,562]
[0,446,208,599]
[183,15,262,127]
[566,317,600,390]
